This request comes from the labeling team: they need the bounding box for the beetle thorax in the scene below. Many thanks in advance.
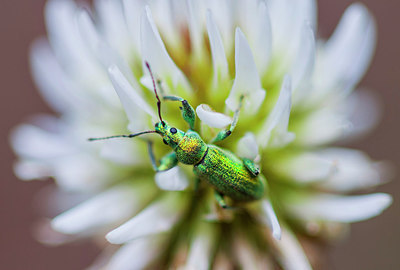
[175,131,207,165]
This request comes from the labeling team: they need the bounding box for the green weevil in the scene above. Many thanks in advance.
[89,62,266,208]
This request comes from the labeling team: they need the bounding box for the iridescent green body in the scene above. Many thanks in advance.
[194,145,265,201]
[155,122,266,202]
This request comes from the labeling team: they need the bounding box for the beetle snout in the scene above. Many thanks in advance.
[154,121,166,133]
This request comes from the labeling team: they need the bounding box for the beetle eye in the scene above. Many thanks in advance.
[170,127,177,134]
[163,138,168,145]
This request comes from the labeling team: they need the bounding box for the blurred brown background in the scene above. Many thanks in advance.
[0,0,399,269]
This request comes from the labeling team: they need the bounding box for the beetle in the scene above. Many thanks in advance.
[89,62,266,208]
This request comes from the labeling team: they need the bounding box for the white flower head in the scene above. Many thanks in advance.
[12,0,392,269]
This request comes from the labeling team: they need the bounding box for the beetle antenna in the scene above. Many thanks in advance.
[145,61,164,125]
[88,130,157,141]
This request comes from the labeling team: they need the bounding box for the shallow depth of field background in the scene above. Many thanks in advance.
[1,1,399,269]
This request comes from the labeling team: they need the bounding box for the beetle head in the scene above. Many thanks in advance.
[155,121,185,149]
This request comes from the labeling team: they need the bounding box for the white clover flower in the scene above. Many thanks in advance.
[12,0,392,269]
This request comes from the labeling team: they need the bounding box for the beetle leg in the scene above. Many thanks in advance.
[148,141,178,172]
[242,158,260,177]
[214,191,229,209]
[163,95,196,130]
[211,95,244,143]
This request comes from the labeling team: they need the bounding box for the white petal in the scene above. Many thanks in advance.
[268,0,313,74]
[100,140,144,166]
[45,0,101,82]
[236,132,259,160]
[289,193,392,222]
[94,0,133,61]
[304,0,318,32]
[45,0,125,108]
[267,0,290,50]
[196,104,232,128]
[106,235,167,270]
[78,10,140,91]
[77,10,101,54]
[187,0,205,60]
[10,124,73,159]
[313,3,376,101]
[52,154,112,192]
[329,3,376,93]
[274,152,336,184]
[291,23,316,98]
[13,160,51,181]
[122,0,146,54]
[108,65,155,132]
[149,0,186,52]
[316,148,383,192]
[155,166,190,191]
[206,10,229,85]
[183,224,216,270]
[253,1,273,75]
[204,0,235,55]
[10,123,113,192]
[338,90,382,140]
[51,185,142,235]
[140,6,191,95]
[273,227,312,270]
[237,0,272,75]
[296,108,352,146]
[106,194,185,244]
[259,199,282,240]
[248,88,268,117]
[257,75,294,148]
[30,40,86,113]
[225,28,265,115]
